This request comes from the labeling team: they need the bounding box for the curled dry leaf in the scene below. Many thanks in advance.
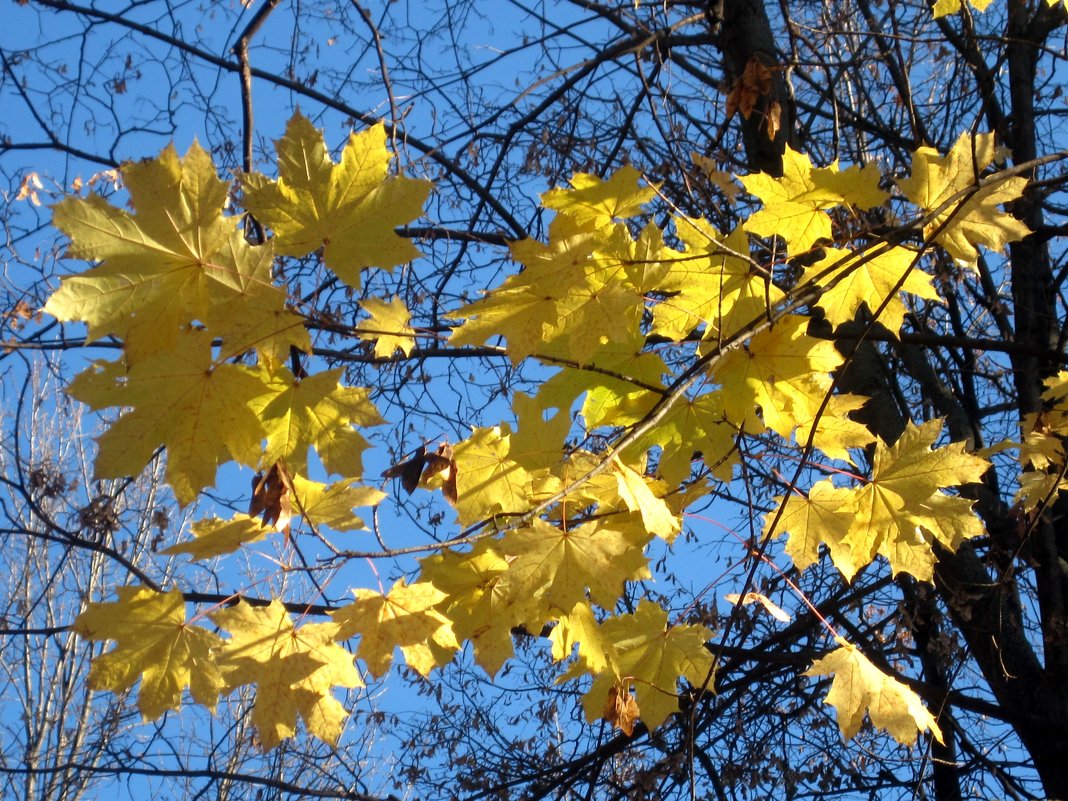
[422,442,458,505]
[726,56,772,120]
[382,445,427,495]
[603,683,640,737]
[249,462,292,536]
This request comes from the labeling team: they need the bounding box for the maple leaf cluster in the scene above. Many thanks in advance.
[47,113,1036,749]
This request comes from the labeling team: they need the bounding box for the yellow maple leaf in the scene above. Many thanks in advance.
[612,458,681,540]
[931,0,996,17]
[841,419,989,581]
[200,233,311,362]
[163,514,273,559]
[249,365,384,478]
[533,332,664,430]
[242,112,431,286]
[621,222,674,293]
[765,479,856,574]
[45,144,307,363]
[498,518,651,623]
[289,474,385,532]
[575,601,713,732]
[449,284,561,364]
[897,131,1031,266]
[740,146,887,252]
[357,296,416,357]
[1015,470,1068,513]
[450,212,647,364]
[449,217,603,363]
[211,599,362,749]
[805,246,940,333]
[629,393,739,484]
[790,393,876,464]
[712,314,844,437]
[74,586,223,719]
[544,276,645,363]
[450,426,534,524]
[419,543,530,674]
[540,166,657,227]
[332,579,459,678]
[67,328,269,504]
[549,601,617,675]
[504,391,573,476]
[1016,372,1068,474]
[652,219,780,342]
[806,637,943,744]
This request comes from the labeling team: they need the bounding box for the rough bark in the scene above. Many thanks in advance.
[708,0,795,176]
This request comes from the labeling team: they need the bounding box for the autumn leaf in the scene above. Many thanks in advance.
[45,142,306,363]
[712,314,844,438]
[651,219,779,342]
[74,586,223,719]
[448,216,600,363]
[841,416,982,580]
[382,445,429,495]
[807,637,943,744]
[66,328,269,504]
[505,391,573,476]
[842,419,988,581]
[540,166,656,227]
[804,246,940,333]
[770,421,988,581]
[931,0,995,17]
[242,112,431,286]
[575,601,713,732]
[289,474,385,532]
[212,599,362,749]
[418,543,530,674]
[612,458,681,540]
[897,131,1030,266]
[450,204,645,364]
[332,579,458,677]
[498,518,651,621]
[535,332,664,431]
[549,601,617,675]
[766,479,857,574]
[163,514,274,559]
[790,393,876,465]
[1016,372,1068,490]
[545,274,645,363]
[726,55,772,120]
[250,365,384,478]
[740,146,887,252]
[449,426,534,524]
[603,684,641,737]
[357,296,416,357]
[249,462,293,533]
[628,393,739,485]
[199,233,311,362]
[1015,470,1068,513]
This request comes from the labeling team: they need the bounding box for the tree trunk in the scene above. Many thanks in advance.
[709,0,795,176]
